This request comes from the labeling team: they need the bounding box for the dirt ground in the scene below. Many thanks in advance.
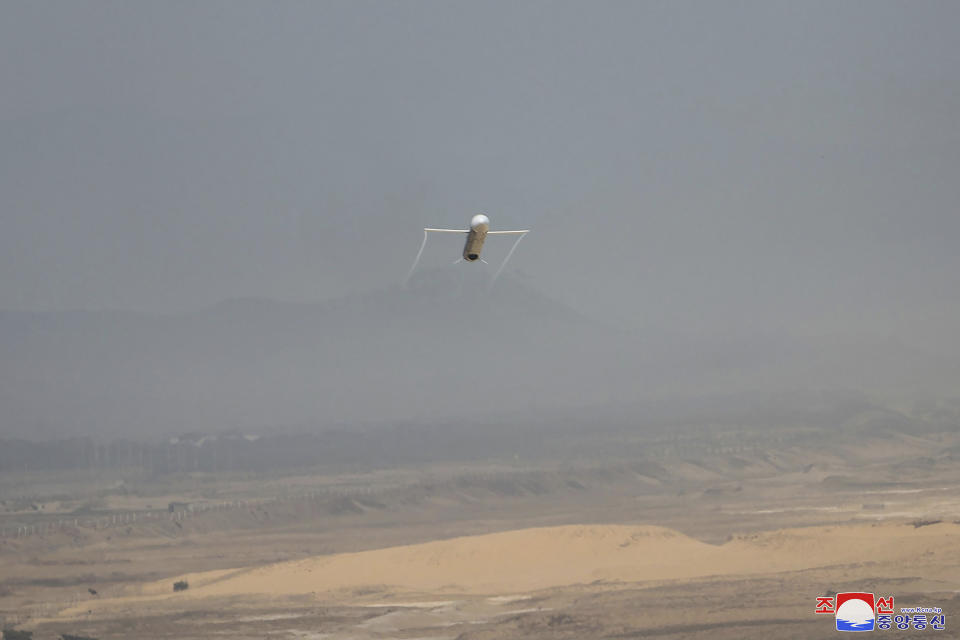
[2,422,958,639]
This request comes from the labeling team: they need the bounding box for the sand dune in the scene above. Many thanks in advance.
[150,521,959,599]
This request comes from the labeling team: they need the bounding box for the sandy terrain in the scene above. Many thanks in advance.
[54,520,958,611]
[2,423,958,638]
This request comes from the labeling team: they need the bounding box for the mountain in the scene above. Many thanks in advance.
[2,271,958,440]
[0,272,610,438]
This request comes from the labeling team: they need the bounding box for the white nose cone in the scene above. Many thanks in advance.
[470,214,490,230]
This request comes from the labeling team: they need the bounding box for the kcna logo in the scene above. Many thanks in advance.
[828,593,885,631]
[815,593,946,632]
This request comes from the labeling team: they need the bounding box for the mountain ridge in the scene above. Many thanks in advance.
[2,272,958,440]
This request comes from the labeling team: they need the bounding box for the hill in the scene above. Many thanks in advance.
[2,271,958,439]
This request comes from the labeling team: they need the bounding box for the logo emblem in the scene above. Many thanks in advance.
[835,592,875,631]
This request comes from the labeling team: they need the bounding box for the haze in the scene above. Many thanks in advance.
[2,1,959,438]
[4,4,960,639]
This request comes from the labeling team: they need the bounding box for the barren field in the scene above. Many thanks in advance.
[2,419,959,639]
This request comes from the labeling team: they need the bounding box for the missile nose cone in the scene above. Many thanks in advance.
[471,214,490,229]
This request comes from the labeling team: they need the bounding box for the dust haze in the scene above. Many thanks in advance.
[2,2,960,639]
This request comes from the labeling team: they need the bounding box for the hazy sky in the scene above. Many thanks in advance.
[2,1,959,343]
